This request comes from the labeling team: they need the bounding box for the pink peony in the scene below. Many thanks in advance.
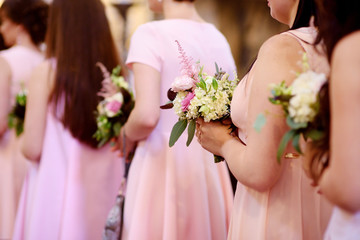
[171,75,195,92]
[181,92,195,112]
[106,100,122,114]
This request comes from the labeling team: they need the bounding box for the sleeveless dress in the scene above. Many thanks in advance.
[228,27,333,240]
[0,45,44,240]
[324,208,360,239]
[12,61,124,240]
[123,19,235,240]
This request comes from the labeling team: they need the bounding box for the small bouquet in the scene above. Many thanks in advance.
[161,41,239,162]
[8,88,27,136]
[254,53,327,162]
[93,63,134,147]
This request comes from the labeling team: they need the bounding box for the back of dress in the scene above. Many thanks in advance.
[12,61,125,240]
[124,19,235,240]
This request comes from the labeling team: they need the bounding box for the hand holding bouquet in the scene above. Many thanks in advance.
[161,41,239,162]
[93,63,134,147]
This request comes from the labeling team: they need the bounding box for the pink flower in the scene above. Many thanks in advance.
[181,92,195,112]
[171,75,195,92]
[104,92,124,117]
[106,100,122,114]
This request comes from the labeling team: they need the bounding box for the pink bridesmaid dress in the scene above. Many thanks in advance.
[123,19,235,240]
[12,61,124,240]
[0,45,43,240]
[228,27,333,240]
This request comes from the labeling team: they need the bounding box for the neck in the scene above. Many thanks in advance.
[16,33,40,52]
[288,3,299,28]
[163,1,203,22]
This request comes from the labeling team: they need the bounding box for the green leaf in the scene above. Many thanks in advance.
[113,122,122,136]
[169,119,188,147]
[277,130,296,163]
[306,129,325,141]
[212,78,218,91]
[253,113,267,132]
[186,119,196,146]
[215,62,220,74]
[214,154,224,163]
[199,79,207,91]
[292,133,302,154]
[286,116,307,130]
[97,137,109,148]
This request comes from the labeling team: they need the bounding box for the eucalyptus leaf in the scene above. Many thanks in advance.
[292,133,302,154]
[186,120,196,146]
[215,62,220,74]
[253,113,267,132]
[286,116,307,130]
[169,119,188,147]
[277,129,296,163]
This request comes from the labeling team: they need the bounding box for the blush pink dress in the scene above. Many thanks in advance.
[12,61,124,240]
[324,208,360,240]
[0,45,44,240]
[228,27,333,240]
[124,19,235,240]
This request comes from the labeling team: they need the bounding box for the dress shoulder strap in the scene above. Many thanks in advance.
[281,27,330,75]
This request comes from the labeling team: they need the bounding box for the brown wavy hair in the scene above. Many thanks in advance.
[46,0,124,148]
[0,0,48,45]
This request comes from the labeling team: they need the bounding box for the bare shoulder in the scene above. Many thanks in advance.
[0,56,11,76]
[258,33,304,60]
[29,60,55,87]
[332,31,360,63]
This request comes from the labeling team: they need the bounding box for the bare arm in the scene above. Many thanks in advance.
[123,63,161,141]
[0,57,11,137]
[117,63,161,159]
[21,61,53,162]
[319,32,360,212]
[199,35,304,192]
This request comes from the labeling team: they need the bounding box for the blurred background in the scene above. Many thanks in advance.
[103,0,288,76]
[0,0,288,76]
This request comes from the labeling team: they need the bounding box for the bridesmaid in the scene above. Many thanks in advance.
[304,0,360,238]
[196,0,333,239]
[0,0,48,239]
[12,0,124,239]
[117,0,235,239]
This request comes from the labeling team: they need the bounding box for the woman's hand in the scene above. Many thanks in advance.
[113,127,137,162]
[196,118,234,156]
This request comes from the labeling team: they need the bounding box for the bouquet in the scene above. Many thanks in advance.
[254,53,327,162]
[161,41,239,162]
[93,63,134,147]
[8,88,27,136]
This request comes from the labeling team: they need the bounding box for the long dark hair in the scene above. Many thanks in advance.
[291,0,317,30]
[0,0,48,45]
[308,0,360,182]
[46,0,123,148]
[315,0,360,61]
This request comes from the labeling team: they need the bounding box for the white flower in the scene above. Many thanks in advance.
[171,75,195,92]
[288,70,326,124]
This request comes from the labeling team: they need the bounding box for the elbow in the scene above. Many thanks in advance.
[21,142,41,163]
[330,184,360,213]
[236,172,278,193]
[251,179,277,192]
